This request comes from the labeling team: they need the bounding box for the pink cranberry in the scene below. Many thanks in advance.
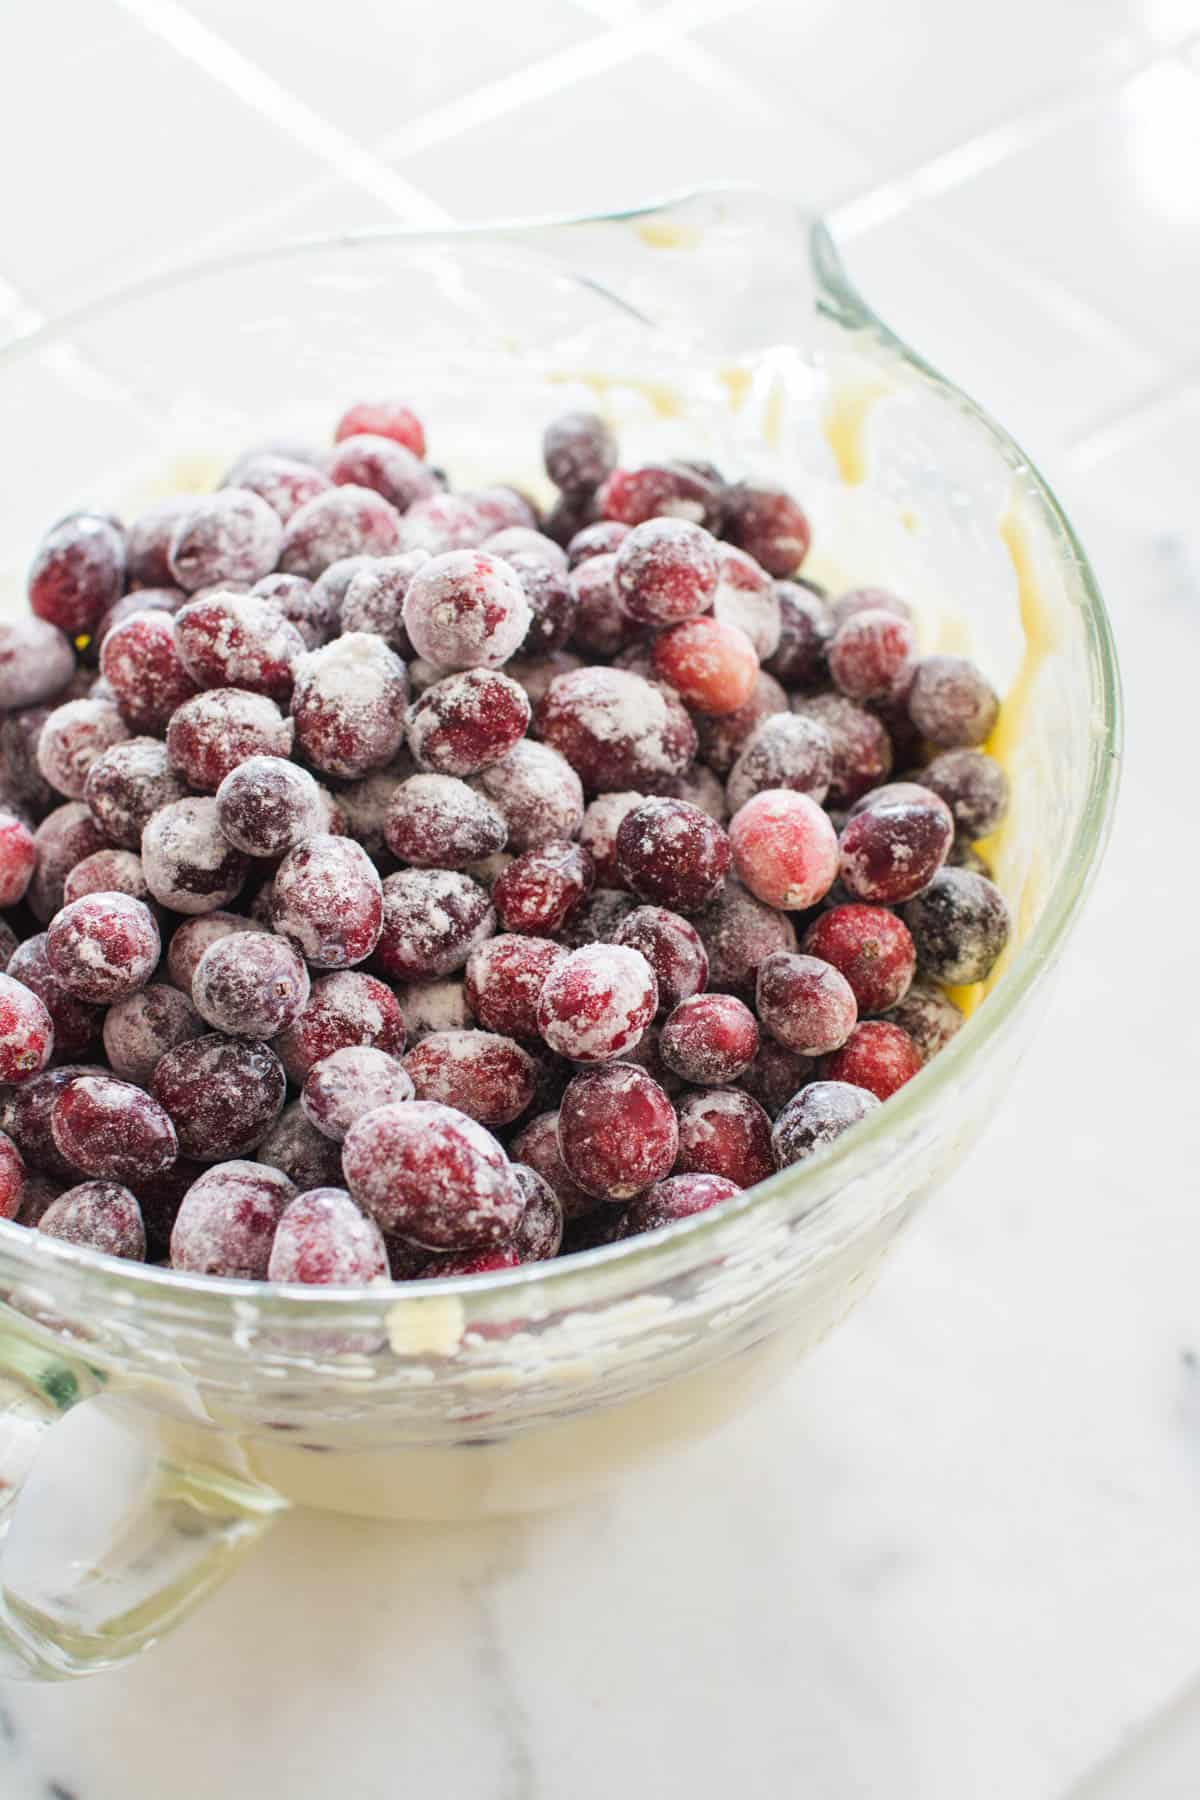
[83,739,184,848]
[29,513,125,636]
[612,905,708,1012]
[401,550,530,672]
[173,591,304,704]
[543,411,617,495]
[492,840,593,936]
[272,836,383,970]
[726,712,833,814]
[922,749,1009,841]
[509,1109,595,1219]
[567,520,629,565]
[165,912,260,991]
[713,544,781,659]
[165,687,292,792]
[510,1162,564,1261]
[46,891,160,1002]
[290,633,409,779]
[7,933,103,1059]
[822,1020,922,1099]
[256,1102,343,1192]
[191,931,309,1038]
[613,518,719,626]
[126,496,194,590]
[466,487,538,536]
[675,1087,773,1188]
[694,878,797,998]
[652,617,758,716]
[334,400,426,459]
[838,790,953,905]
[39,1180,146,1260]
[274,970,407,1083]
[695,669,789,776]
[93,588,184,655]
[170,1160,295,1277]
[880,976,963,1065]
[796,694,893,807]
[142,797,249,915]
[616,1172,738,1239]
[465,935,568,1040]
[771,1079,880,1167]
[279,485,402,579]
[374,869,493,982]
[557,1064,678,1201]
[659,992,758,1085]
[214,756,323,858]
[801,904,916,1015]
[476,740,584,852]
[597,463,721,530]
[403,1028,537,1126]
[342,1099,520,1249]
[384,774,507,869]
[267,1188,389,1286]
[537,943,657,1063]
[756,951,857,1056]
[729,790,839,911]
[567,554,638,658]
[301,1045,415,1140]
[397,493,489,555]
[614,797,731,914]
[722,482,810,577]
[828,607,915,702]
[103,982,204,1085]
[222,453,331,524]
[329,435,436,513]
[0,1131,24,1219]
[50,1074,177,1184]
[907,655,999,748]
[153,1035,286,1161]
[538,667,697,795]
[167,490,281,592]
[898,866,1011,985]
[0,618,77,712]
[405,668,530,778]
[36,698,130,800]
[0,810,35,907]
[62,848,151,906]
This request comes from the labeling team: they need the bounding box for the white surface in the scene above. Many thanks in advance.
[1,3,1198,1796]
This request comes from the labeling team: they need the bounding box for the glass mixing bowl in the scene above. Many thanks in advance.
[0,188,1120,1678]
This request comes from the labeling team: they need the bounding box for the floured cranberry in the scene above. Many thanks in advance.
[278,485,402,579]
[538,667,696,795]
[795,693,893,806]
[142,797,249,914]
[675,1088,773,1188]
[486,527,568,573]
[215,755,323,858]
[713,545,780,660]
[28,804,106,925]
[881,976,963,1064]
[275,970,406,1083]
[403,1028,537,1126]
[37,698,130,800]
[335,400,426,458]
[0,707,58,816]
[543,412,617,495]
[492,840,593,936]
[301,1045,414,1140]
[40,1180,145,1260]
[255,1101,343,1191]
[272,836,383,969]
[510,1162,564,1261]
[921,748,1009,841]
[503,554,576,658]
[330,434,436,513]
[165,912,260,991]
[612,906,708,1013]
[384,774,507,869]
[46,891,160,1002]
[695,879,797,998]
[342,1099,520,1249]
[771,1079,879,1167]
[694,670,788,778]
[659,992,758,1085]
[465,935,567,1040]
[898,867,1010,985]
[291,633,408,779]
[267,1187,389,1285]
[756,951,857,1056]
[537,943,657,1063]
[0,1131,24,1219]
[509,1109,595,1218]
[828,608,915,702]
[567,520,629,566]
[173,591,303,703]
[167,491,281,593]
[170,1160,295,1277]
[2,1064,105,1174]
[7,933,103,1059]
[0,618,77,712]
[557,886,638,949]
[405,667,530,778]
[29,513,125,636]
[839,789,953,904]
[397,492,489,555]
[722,483,810,577]
[166,687,293,791]
[567,554,637,658]
[153,1035,285,1161]
[616,1172,737,1238]
[615,797,730,913]
[597,463,721,530]
[908,655,999,748]
[126,497,194,590]
[801,904,915,1015]
[0,810,35,908]
[476,740,584,851]
[613,518,719,626]
[85,738,186,848]
[222,453,331,524]
[401,550,530,672]
[652,617,758,717]
[103,982,204,1085]
[62,847,152,906]
[726,712,833,815]
[338,552,427,651]
[557,1064,678,1201]
[822,1020,921,1099]
[576,792,642,888]
[51,1074,176,1184]
[192,931,309,1038]
[94,587,183,656]
[252,572,334,652]
[729,790,839,911]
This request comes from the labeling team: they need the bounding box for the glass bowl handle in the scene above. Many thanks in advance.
[0,1323,286,1679]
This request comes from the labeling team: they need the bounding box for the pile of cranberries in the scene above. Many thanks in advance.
[0,402,1012,1286]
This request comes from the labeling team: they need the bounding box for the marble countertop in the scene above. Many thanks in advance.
[1,2,1197,1795]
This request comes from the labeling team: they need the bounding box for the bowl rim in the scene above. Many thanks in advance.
[0,186,1123,1325]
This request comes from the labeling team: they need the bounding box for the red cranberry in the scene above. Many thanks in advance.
[403,1028,537,1126]
[652,617,758,717]
[729,790,839,911]
[615,798,730,914]
[616,1171,738,1238]
[335,554,423,652]
[509,1109,595,1219]
[170,1160,295,1277]
[46,891,160,1002]
[756,951,857,1056]
[771,1079,879,1167]
[222,453,331,524]
[567,520,629,565]
[165,912,259,991]
[334,400,426,459]
[464,935,567,1041]
[722,483,810,577]
[597,463,721,530]
[898,867,1010,985]
[538,667,697,795]
[0,972,52,1082]
[659,992,758,1085]
[7,933,103,1059]
[613,518,719,627]
[0,810,35,907]
[374,868,493,982]
[0,1131,24,1219]
[165,688,292,792]
[272,836,383,970]
[908,655,999,748]
[28,803,108,924]
[557,1064,678,1201]
[0,706,58,815]
[543,411,617,495]
[611,905,708,1013]
[256,1102,343,1192]
[191,931,309,1038]
[329,434,436,513]
[84,738,186,848]
[214,756,323,859]
[383,774,507,869]
[695,878,797,998]
[153,1035,286,1161]
[62,848,151,906]
[142,797,249,915]
[491,840,593,936]
[50,1074,176,1184]
[567,554,638,658]
[675,1087,773,1188]
[251,572,334,652]
[0,618,77,712]
[400,550,530,672]
[500,554,575,659]
[39,1180,146,1260]
[301,1045,414,1140]
[461,487,538,536]
[476,740,584,851]
[173,591,303,704]
[167,491,281,593]
[921,749,1009,841]
[126,497,194,590]
[2,1064,106,1174]
[267,1187,389,1286]
[725,712,833,814]
[713,544,780,659]
[103,982,204,1085]
[794,694,892,806]
[537,943,657,1063]
[828,607,915,703]
[801,904,916,1015]
[880,976,963,1064]
[279,485,402,579]
[510,1162,564,1261]
[36,699,130,801]
[839,790,953,904]
[342,1099,520,1250]
[291,633,409,779]
[275,970,406,1083]
[397,493,489,555]
[93,588,184,656]
[29,513,125,636]
[405,668,530,779]
[822,1020,922,1099]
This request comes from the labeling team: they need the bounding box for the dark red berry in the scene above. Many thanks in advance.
[191,931,309,1037]
[756,950,857,1056]
[29,514,125,636]
[612,905,708,1013]
[301,1046,414,1141]
[37,699,130,800]
[165,687,292,792]
[771,1079,879,1167]
[40,1180,145,1261]
[921,749,1009,840]
[538,666,697,795]
[384,774,507,869]
[801,904,915,1016]
[722,483,810,577]
[659,992,758,1085]
[7,932,103,1059]
[537,943,657,1063]
[272,836,383,970]
[822,1020,921,1099]
[880,976,963,1064]
[170,1160,295,1277]
[278,485,402,579]
[274,970,406,1083]
[103,982,204,1085]
[675,1087,773,1188]
[616,1172,738,1238]
[615,797,730,914]
[342,1099,520,1250]
[491,840,593,936]
[153,1035,285,1162]
[403,1029,537,1127]
[795,694,893,807]
[142,797,249,915]
[475,741,584,851]
[908,655,999,748]
[597,463,721,531]
[543,411,617,495]
[838,789,953,905]
[267,1187,389,1286]
[51,1074,176,1185]
[898,867,1010,984]
[291,633,409,779]
[557,1063,678,1201]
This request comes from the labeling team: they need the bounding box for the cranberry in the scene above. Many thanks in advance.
[543,411,617,495]
[28,803,108,923]
[272,836,383,970]
[213,756,322,859]
[725,712,834,816]
[153,1035,285,1161]
[50,1074,176,1184]
[2,1064,106,1174]
[255,1102,343,1192]
[274,970,406,1083]
[166,491,281,593]
[771,1079,879,1167]
[36,698,130,801]
[170,1160,295,1277]
[498,554,574,659]
[538,667,696,795]
[728,790,838,912]
[338,553,426,652]
[28,513,125,636]
[721,483,810,577]
[279,485,402,579]
[397,493,489,555]
[509,1109,595,1218]
[374,868,493,983]
[652,617,758,717]
[39,1180,146,1261]
[695,878,797,999]
[384,774,507,869]
[464,934,567,1040]
[616,1171,738,1238]
[0,1132,25,1220]
[695,670,789,776]
[267,1188,389,1286]
[250,572,332,653]
[7,933,103,1059]
[165,688,293,792]
[828,608,915,703]
[93,587,183,657]
[126,497,194,590]
[907,655,999,748]
[537,943,657,1063]
[403,1028,536,1126]
[597,463,721,530]
[801,904,915,1015]
[103,982,204,1085]
[0,810,35,907]
[822,1020,921,1099]
[567,520,629,565]
[165,912,259,991]
[399,550,530,673]
[290,633,409,779]
[486,527,568,574]
[0,618,77,712]
[611,797,729,916]
[476,740,584,851]
[301,1045,414,1141]
[0,707,58,816]
[172,591,303,704]
[342,1099,519,1249]
[755,950,857,1057]
[838,789,953,905]
[335,400,426,459]
[828,587,911,631]
[557,1064,678,1201]
[659,992,759,1086]
[556,886,638,949]
[612,518,719,627]
[46,891,160,1002]
[566,554,638,658]
[222,453,331,524]
[611,905,708,1014]
[674,1087,773,1188]
[880,976,963,1064]
[191,931,309,1038]
[84,738,185,848]
[62,848,151,906]
[898,867,1010,984]
[484,840,588,937]
[921,749,1009,840]
[404,668,529,780]
[795,695,893,807]
[142,796,249,915]
[510,1162,564,1261]
[420,1244,521,1278]
[329,434,436,513]
[577,791,643,888]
